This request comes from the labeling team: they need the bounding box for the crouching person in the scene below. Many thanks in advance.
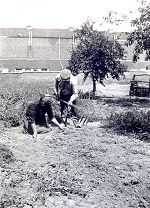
[23,94,64,138]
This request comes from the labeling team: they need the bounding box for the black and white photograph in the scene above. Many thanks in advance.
[0,0,150,207]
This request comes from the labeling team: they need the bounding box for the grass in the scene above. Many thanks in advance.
[107,109,150,140]
[100,97,150,107]
[1,71,150,206]
[0,71,150,134]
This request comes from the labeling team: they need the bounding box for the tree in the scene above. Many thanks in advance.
[126,2,150,62]
[68,20,127,92]
[102,11,128,28]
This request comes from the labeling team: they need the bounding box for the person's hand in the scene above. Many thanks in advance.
[68,106,72,112]
[68,100,72,106]
[59,123,66,131]
[32,132,37,139]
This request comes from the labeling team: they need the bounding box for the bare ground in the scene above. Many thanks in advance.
[1,97,150,208]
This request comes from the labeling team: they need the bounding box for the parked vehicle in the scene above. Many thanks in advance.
[129,74,150,97]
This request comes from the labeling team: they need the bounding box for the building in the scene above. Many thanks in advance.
[109,31,150,70]
[0,28,149,73]
[0,27,75,73]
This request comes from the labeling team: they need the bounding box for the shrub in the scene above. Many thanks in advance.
[0,144,15,166]
[108,109,150,137]
[103,97,150,107]
[78,89,96,99]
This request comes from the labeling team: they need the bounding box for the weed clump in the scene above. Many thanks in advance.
[0,144,15,166]
[108,109,150,140]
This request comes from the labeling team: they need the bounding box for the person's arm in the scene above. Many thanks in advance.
[53,74,60,96]
[51,117,64,130]
[31,123,38,138]
[68,76,78,105]
[46,101,64,130]
[26,103,37,138]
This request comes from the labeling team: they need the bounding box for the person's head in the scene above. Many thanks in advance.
[60,69,72,81]
[39,94,51,106]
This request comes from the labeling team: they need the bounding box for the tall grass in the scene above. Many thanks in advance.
[108,109,150,140]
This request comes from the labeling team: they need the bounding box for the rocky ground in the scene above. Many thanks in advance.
[1,96,150,208]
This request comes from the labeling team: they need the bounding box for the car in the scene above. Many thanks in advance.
[129,74,150,97]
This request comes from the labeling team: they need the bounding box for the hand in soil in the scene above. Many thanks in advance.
[32,133,37,139]
[59,123,66,131]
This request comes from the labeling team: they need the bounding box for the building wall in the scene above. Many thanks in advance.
[0,38,28,58]
[118,40,146,61]
[0,37,72,60]
[0,29,149,71]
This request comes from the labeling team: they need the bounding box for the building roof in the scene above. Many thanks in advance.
[0,28,130,41]
[0,28,73,38]
[0,59,69,70]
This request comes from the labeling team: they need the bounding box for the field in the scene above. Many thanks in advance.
[1,71,150,208]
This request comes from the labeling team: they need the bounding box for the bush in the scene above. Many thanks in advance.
[78,89,96,99]
[0,144,15,167]
[108,109,150,137]
[103,97,150,107]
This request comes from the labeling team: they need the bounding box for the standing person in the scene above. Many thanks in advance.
[23,94,64,138]
[54,68,79,119]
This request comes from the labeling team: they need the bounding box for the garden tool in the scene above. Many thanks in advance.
[74,116,88,128]
[60,99,88,127]
[74,110,95,128]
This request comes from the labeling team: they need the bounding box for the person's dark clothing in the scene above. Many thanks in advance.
[23,100,54,135]
[55,73,79,119]
[59,80,74,98]
[60,95,77,118]
[26,100,54,125]
[58,80,77,117]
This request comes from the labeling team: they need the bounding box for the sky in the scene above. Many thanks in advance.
[0,0,149,31]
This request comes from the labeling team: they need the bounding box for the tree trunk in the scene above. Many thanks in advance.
[91,79,96,99]
[92,79,96,92]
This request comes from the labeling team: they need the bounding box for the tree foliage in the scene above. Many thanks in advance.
[126,3,150,62]
[68,20,127,92]
[102,11,128,26]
